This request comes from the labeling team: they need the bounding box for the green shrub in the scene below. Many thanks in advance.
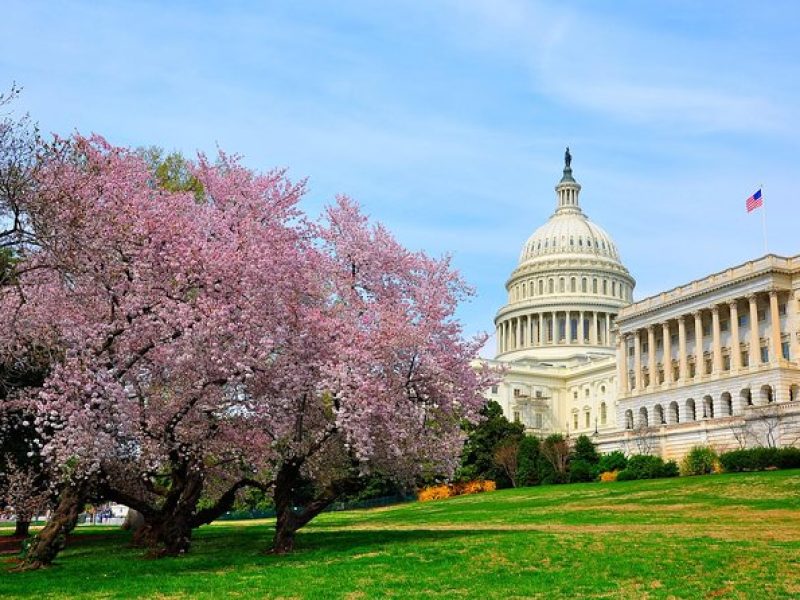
[597,451,627,474]
[568,459,597,483]
[573,435,600,464]
[719,447,800,472]
[617,454,678,481]
[517,436,542,487]
[680,446,718,476]
[775,447,800,469]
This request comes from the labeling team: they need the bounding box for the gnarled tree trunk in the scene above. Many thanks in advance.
[269,462,351,555]
[14,519,30,538]
[131,470,204,558]
[15,484,85,571]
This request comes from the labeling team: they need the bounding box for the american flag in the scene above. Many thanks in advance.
[746,189,763,213]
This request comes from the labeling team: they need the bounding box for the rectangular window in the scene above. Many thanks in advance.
[758,310,766,322]
[739,314,748,327]
[703,324,711,336]
[573,414,578,429]
[585,412,590,428]
[721,320,729,332]
[535,414,543,428]
[535,390,542,398]
[723,356,731,370]
[783,341,790,360]
[761,346,769,363]
[642,343,648,353]
[741,351,749,367]
[656,339,663,350]
[491,385,498,394]
[514,411,521,423]
[671,334,679,346]
[779,303,787,316]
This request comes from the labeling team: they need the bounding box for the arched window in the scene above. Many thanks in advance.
[668,401,680,424]
[559,278,565,293]
[570,277,576,292]
[582,278,587,293]
[548,279,554,294]
[593,278,598,293]
[639,406,649,427]
[539,279,544,295]
[612,281,617,296]
[603,280,608,295]
[654,404,664,425]
[685,398,696,421]
[585,410,591,428]
[625,409,634,429]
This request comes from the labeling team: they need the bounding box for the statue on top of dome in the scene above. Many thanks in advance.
[564,146,572,169]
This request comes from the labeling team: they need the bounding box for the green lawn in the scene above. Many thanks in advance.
[3,470,800,599]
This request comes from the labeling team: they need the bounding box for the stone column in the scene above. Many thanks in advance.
[789,291,800,361]
[567,311,574,344]
[662,321,672,384]
[729,300,741,371]
[634,330,642,392]
[516,317,522,350]
[618,334,629,394]
[678,315,688,382]
[496,325,502,354]
[538,313,544,345]
[606,315,612,346]
[523,315,529,348]
[694,311,704,379]
[579,310,585,343]
[711,305,722,375]
[647,325,657,390]
[591,312,598,345]
[749,294,760,367]
[769,290,782,364]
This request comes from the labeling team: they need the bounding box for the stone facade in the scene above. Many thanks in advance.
[484,154,800,459]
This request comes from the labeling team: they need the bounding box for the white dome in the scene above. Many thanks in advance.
[493,151,635,364]
[520,212,620,263]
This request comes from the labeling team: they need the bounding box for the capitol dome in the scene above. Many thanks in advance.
[494,149,635,363]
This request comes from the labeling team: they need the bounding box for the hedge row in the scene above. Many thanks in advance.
[616,454,679,481]
[719,447,800,472]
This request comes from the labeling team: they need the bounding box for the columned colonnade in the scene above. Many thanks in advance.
[497,309,615,353]
[618,289,799,395]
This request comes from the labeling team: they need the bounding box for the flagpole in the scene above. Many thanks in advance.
[761,183,768,254]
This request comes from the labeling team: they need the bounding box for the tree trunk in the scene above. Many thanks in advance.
[132,471,203,558]
[14,519,30,538]
[269,461,301,554]
[269,462,342,555]
[15,484,84,571]
[271,505,299,554]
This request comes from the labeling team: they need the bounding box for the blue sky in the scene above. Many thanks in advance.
[3,1,799,351]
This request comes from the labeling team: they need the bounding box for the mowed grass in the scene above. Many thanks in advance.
[3,470,800,599]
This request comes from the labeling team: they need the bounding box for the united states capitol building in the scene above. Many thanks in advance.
[485,150,800,458]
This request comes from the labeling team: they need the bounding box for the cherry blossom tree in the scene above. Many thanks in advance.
[252,197,492,553]
[3,133,491,568]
